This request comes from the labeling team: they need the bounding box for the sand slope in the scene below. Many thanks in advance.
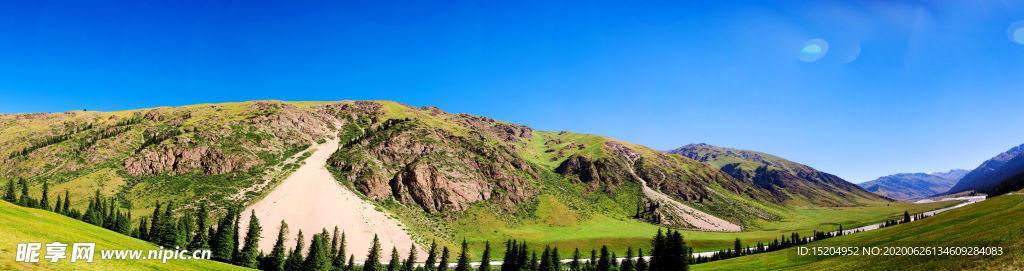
[239,138,423,260]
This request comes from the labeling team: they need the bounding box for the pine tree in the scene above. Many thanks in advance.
[285,230,305,271]
[211,209,237,262]
[334,230,348,269]
[260,220,288,271]
[304,232,332,271]
[404,243,418,271]
[438,246,450,271]
[54,195,63,214]
[425,240,439,271]
[502,240,516,271]
[388,247,401,271]
[621,247,634,271]
[596,246,610,271]
[364,234,382,271]
[549,247,560,271]
[231,209,241,261]
[529,251,538,271]
[19,179,30,207]
[455,240,470,271]
[539,246,550,271]
[149,202,162,242]
[589,250,596,270]
[635,249,647,271]
[332,227,341,260]
[570,248,580,271]
[39,182,50,211]
[3,179,15,202]
[189,205,210,250]
[237,210,262,268]
[62,190,70,215]
[903,211,911,223]
[733,238,742,257]
[347,255,356,271]
[479,241,491,271]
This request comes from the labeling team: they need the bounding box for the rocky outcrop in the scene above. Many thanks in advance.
[329,118,539,214]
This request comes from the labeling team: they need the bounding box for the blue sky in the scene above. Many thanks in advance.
[2,0,1023,183]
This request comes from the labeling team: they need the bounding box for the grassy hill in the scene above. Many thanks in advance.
[0,201,246,270]
[0,100,920,259]
[693,192,1024,270]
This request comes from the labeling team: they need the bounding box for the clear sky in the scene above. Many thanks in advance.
[2,0,1023,183]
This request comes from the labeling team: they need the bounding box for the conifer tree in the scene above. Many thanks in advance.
[621,247,634,271]
[18,179,31,207]
[237,210,262,268]
[54,195,63,214]
[455,240,470,271]
[149,202,162,242]
[517,243,529,271]
[529,251,538,271]
[903,211,911,223]
[62,190,71,215]
[231,209,241,261]
[635,249,647,271]
[479,241,491,271]
[364,234,382,271]
[334,230,348,269]
[438,246,451,271]
[189,205,210,250]
[211,210,237,262]
[404,243,418,271]
[304,232,332,271]
[285,230,305,271]
[596,246,610,271]
[570,248,580,271]
[388,247,401,271]
[332,227,341,260]
[347,255,356,271]
[425,240,439,271]
[260,220,288,271]
[40,182,50,211]
[549,247,560,271]
[539,246,550,271]
[3,179,14,202]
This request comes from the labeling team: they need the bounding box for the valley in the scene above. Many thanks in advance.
[0,100,1010,270]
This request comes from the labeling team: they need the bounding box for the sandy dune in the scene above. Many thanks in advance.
[239,138,424,260]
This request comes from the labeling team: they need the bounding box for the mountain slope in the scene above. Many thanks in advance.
[0,201,245,270]
[694,192,1024,271]
[668,143,888,206]
[859,169,968,200]
[946,143,1024,195]
[0,100,868,255]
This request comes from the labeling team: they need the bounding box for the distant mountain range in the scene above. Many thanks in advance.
[668,143,885,206]
[859,169,968,200]
[946,143,1024,196]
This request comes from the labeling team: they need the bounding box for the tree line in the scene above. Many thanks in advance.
[4,179,931,270]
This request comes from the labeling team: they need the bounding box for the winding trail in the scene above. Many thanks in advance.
[239,138,424,259]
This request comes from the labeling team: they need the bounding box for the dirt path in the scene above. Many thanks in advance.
[239,138,424,259]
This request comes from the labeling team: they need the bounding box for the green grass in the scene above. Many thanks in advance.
[694,193,1024,271]
[0,201,247,270]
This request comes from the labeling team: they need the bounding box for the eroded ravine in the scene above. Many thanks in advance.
[239,137,424,259]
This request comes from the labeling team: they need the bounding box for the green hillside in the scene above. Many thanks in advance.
[0,100,924,259]
[694,192,1024,271]
[0,200,246,270]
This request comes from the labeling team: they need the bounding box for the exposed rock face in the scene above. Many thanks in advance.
[329,117,539,214]
[124,142,262,176]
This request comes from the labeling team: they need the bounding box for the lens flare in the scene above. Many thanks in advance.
[1009,21,1024,45]
[799,39,829,62]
